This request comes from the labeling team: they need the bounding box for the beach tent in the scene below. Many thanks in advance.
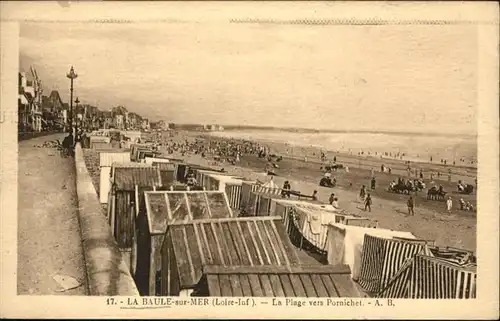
[325,224,417,284]
[159,216,301,297]
[377,254,476,299]
[193,264,361,297]
[89,135,111,149]
[91,141,112,150]
[133,190,234,295]
[98,152,130,204]
[357,234,434,294]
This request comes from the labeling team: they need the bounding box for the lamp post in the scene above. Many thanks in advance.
[75,97,80,142]
[66,66,78,137]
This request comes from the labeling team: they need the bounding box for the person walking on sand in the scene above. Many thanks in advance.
[446,197,453,214]
[312,190,318,201]
[364,193,372,212]
[359,185,366,201]
[407,196,415,216]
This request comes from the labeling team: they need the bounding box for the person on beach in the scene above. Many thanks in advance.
[329,193,335,205]
[311,190,318,201]
[364,193,372,212]
[62,132,74,157]
[407,196,415,216]
[345,165,349,173]
[281,181,291,198]
[371,177,376,190]
[359,185,366,201]
[332,197,339,209]
[446,197,453,214]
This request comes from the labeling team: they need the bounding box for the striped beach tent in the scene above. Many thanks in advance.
[325,224,417,283]
[357,234,434,294]
[377,254,477,299]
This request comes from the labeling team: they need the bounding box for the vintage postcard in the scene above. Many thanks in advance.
[0,1,498,319]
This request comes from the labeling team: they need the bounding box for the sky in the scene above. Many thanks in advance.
[17,3,479,135]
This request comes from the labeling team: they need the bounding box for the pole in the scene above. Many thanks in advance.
[66,66,78,143]
[75,97,79,143]
[70,78,73,137]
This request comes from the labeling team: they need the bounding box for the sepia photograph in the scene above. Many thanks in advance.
[1,1,498,319]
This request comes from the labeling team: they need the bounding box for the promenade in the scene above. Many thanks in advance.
[17,134,87,295]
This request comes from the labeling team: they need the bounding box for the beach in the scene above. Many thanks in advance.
[153,130,477,252]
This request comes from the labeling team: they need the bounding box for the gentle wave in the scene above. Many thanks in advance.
[208,130,477,164]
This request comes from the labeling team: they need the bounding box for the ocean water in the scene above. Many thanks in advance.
[208,130,477,165]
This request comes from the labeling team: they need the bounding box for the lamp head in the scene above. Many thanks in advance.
[66,66,78,79]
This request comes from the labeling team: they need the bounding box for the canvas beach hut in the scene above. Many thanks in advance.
[357,234,435,294]
[158,216,302,297]
[133,190,234,295]
[325,224,421,289]
[192,264,362,297]
[89,135,111,149]
[107,162,162,269]
[98,152,130,204]
[377,253,476,299]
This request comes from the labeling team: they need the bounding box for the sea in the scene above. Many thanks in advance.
[208,129,477,167]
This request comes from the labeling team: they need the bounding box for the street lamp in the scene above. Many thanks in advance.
[75,97,80,141]
[66,66,78,136]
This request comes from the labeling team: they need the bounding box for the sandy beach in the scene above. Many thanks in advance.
[154,130,476,252]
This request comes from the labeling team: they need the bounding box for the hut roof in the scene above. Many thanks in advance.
[153,162,176,172]
[92,142,113,150]
[205,172,245,182]
[197,264,361,297]
[113,166,162,191]
[165,216,301,289]
[99,152,130,167]
[144,191,234,234]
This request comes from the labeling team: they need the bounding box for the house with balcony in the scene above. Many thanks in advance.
[18,70,43,132]
[141,118,150,130]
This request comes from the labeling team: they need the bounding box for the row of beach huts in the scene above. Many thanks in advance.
[85,134,477,299]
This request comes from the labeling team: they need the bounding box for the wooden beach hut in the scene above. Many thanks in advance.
[325,224,420,287]
[133,190,235,295]
[244,191,284,217]
[148,161,177,189]
[158,216,303,297]
[193,169,237,189]
[130,143,157,162]
[107,162,163,268]
[98,151,130,204]
[177,164,220,184]
[376,254,477,299]
[192,264,362,297]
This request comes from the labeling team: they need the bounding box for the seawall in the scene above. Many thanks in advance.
[74,143,139,296]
